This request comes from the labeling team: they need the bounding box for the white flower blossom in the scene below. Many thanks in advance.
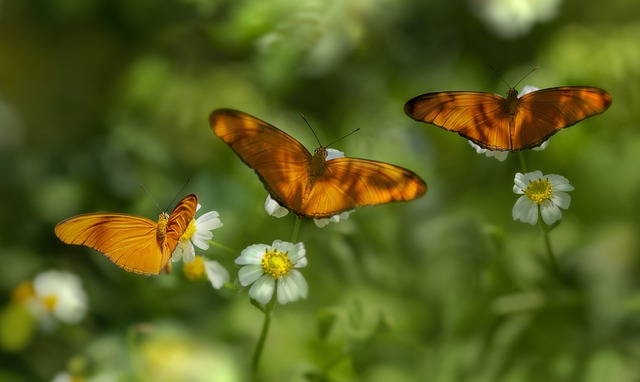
[512,171,574,225]
[172,204,223,263]
[235,240,308,305]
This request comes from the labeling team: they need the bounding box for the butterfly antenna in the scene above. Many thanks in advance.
[325,128,360,148]
[300,114,323,147]
[513,66,540,90]
[489,65,511,89]
[300,113,360,148]
[140,184,163,213]
[164,178,192,211]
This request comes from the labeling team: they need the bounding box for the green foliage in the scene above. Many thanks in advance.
[1,0,639,381]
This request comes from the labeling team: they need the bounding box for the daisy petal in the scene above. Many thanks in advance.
[204,260,230,289]
[235,244,269,265]
[238,265,264,286]
[249,275,276,304]
[540,200,562,225]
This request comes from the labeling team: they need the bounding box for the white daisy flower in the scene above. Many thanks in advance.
[235,240,308,305]
[16,270,88,329]
[264,194,289,218]
[183,255,230,290]
[512,171,574,225]
[469,140,510,161]
[313,210,354,228]
[324,148,344,160]
[172,204,223,263]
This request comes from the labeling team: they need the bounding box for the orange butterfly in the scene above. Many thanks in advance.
[209,109,427,218]
[55,194,198,275]
[404,86,612,151]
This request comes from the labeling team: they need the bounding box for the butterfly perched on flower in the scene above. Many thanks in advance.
[55,194,198,275]
[404,85,612,151]
[209,109,427,219]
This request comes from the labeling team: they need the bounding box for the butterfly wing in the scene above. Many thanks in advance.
[55,213,165,275]
[210,109,312,213]
[404,91,513,150]
[299,158,427,218]
[164,193,198,255]
[54,194,198,275]
[514,86,612,150]
[405,87,612,151]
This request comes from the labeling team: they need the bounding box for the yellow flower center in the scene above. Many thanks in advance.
[180,219,197,241]
[11,281,35,304]
[42,295,58,312]
[261,248,293,279]
[524,178,552,204]
[183,256,205,281]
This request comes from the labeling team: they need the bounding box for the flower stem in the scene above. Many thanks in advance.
[251,290,278,375]
[517,151,528,174]
[539,220,559,272]
[519,151,559,273]
[207,240,237,255]
[291,217,302,243]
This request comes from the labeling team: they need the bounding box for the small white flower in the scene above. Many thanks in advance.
[204,260,230,289]
[520,84,538,96]
[50,372,77,382]
[172,204,223,263]
[22,270,87,328]
[235,240,308,305]
[313,210,354,228]
[469,140,510,161]
[325,148,344,160]
[264,194,289,218]
[471,0,561,39]
[183,256,230,289]
[512,171,574,225]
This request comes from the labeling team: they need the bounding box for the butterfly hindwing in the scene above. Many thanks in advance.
[300,158,427,218]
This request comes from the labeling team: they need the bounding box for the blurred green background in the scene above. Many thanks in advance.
[1,0,639,381]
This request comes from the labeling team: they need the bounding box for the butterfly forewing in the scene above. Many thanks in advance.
[210,109,427,218]
[404,92,513,150]
[55,194,198,275]
[210,109,311,206]
[405,86,612,151]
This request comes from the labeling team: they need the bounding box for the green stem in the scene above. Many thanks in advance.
[291,217,302,243]
[207,240,237,255]
[251,291,278,375]
[518,151,558,272]
[539,220,559,273]
[517,151,528,174]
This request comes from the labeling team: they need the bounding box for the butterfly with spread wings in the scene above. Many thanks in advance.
[404,86,612,151]
[209,109,427,219]
[55,194,198,275]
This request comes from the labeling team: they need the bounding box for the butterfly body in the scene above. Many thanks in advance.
[55,194,198,275]
[404,86,612,151]
[210,109,427,218]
